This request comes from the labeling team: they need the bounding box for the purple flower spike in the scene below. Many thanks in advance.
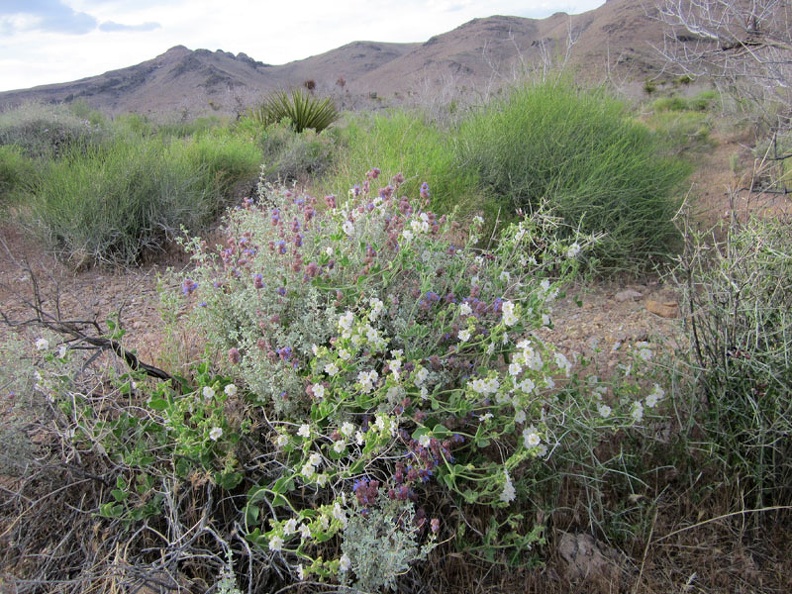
[181,278,198,295]
[420,182,431,199]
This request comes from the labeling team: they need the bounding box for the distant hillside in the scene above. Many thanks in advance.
[0,0,671,119]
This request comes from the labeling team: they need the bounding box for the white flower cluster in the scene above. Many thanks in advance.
[501,300,518,327]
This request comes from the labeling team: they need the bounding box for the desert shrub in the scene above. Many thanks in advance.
[0,101,107,159]
[6,171,674,592]
[246,120,338,183]
[169,170,666,587]
[673,215,792,509]
[0,145,37,206]
[326,110,480,216]
[29,132,260,267]
[248,88,339,133]
[458,82,692,271]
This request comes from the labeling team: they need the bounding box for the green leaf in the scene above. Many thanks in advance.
[147,397,168,411]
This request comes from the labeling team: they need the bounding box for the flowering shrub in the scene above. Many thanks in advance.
[172,169,666,588]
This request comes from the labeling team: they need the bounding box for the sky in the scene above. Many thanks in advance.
[0,1,607,92]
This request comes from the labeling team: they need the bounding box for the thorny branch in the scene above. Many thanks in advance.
[0,240,174,383]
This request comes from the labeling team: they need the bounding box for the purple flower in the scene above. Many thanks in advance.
[253,273,264,289]
[228,347,241,364]
[420,182,431,199]
[277,286,286,296]
[181,278,198,295]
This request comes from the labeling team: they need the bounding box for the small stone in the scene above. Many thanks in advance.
[614,289,643,302]
[646,299,678,318]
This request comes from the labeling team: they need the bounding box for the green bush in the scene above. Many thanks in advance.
[458,82,692,270]
[0,102,107,159]
[326,110,479,216]
[29,132,260,267]
[242,120,338,183]
[674,216,792,509]
[0,145,37,206]
[247,88,339,133]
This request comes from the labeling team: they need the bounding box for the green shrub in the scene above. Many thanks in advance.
[0,102,107,159]
[29,131,260,267]
[674,216,792,509]
[245,120,338,183]
[458,82,692,270]
[248,88,339,133]
[0,145,37,206]
[326,110,480,216]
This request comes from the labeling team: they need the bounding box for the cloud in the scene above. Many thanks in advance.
[0,0,98,35]
[99,21,161,33]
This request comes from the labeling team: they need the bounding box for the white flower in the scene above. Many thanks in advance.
[338,311,355,336]
[566,242,581,259]
[500,270,511,283]
[312,383,325,399]
[209,427,223,441]
[517,378,535,393]
[479,413,493,423]
[275,433,289,448]
[297,423,311,438]
[508,362,523,377]
[333,502,348,527]
[333,439,347,453]
[375,414,387,432]
[308,452,322,468]
[459,302,473,316]
[458,329,471,342]
[299,523,311,539]
[324,362,339,376]
[418,434,432,448]
[500,469,516,503]
[501,300,518,326]
[523,427,541,448]
[514,409,526,424]
[224,384,238,397]
[355,430,365,445]
[202,386,215,400]
[268,535,284,552]
[315,473,329,487]
[631,401,644,423]
[402,229,414,242]
[357,369,378,393]
[646,383,665,408]
[413,366,429,386]
[35,338,49,351]
[338,348,352,361]
[555,352,572,376]
[325,246,334,257]
[598,403,612,419]
[340,422,355,437]
[389,359,402,380]
[342,220,355,236]
[301,462,316,479]
[369,297,385,320]
[284,518,298,535]
[339,553,352,572]
[296,565,306,580]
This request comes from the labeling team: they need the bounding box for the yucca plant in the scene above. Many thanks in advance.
[248,88,339,133]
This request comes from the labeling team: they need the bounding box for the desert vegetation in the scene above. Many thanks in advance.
[1,69,791,594]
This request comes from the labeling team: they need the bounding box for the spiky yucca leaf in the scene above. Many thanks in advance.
[250,89,339,133]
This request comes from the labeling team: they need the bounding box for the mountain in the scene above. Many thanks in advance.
[0,0,670,119]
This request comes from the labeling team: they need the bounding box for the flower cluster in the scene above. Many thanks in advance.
[178,170,665,588]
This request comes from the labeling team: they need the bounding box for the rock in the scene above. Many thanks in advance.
[558,532,622,585]
[646,299,679,318]
[614,288,643,302]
